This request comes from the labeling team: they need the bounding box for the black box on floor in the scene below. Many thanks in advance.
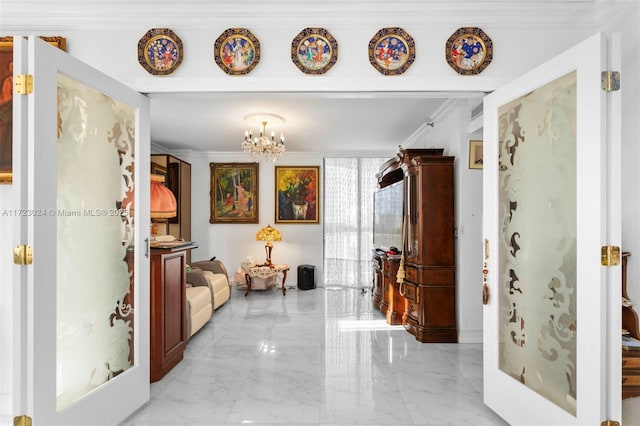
[297,264,316,290]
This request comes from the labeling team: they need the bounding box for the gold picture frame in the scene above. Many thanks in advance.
[469,140,483,169]
[213,28,260,76]
[0,36,67,184]
[445,27,493,76]
[368,27,415,76]
[210,162,259,223]
[290,27,338,75]
[137,28,184,76]
[275,166,320,224]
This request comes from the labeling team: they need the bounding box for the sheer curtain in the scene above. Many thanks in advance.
[323,158,386,288]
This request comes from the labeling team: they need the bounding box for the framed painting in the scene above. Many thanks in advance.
[445,27,493,75]
[210,162,259,223]
[368,27,415,76]
[469,140,483,169]
[166,162,180,223]
[150,162,166,176]
[291,27,338,75]
[213,28,260,76]
[0,36,66,184]
[275,166,320,224]
[137,28,184,76]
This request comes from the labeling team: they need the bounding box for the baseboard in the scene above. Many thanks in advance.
[458,330,482,343]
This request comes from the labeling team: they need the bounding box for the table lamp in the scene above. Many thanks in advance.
[256,224,282,266]
[150,174,177,238]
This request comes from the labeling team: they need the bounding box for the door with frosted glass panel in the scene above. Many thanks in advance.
[482,33,621,425]
[11,36,150,425]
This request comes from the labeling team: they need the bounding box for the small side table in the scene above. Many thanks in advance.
[241,264,290,297]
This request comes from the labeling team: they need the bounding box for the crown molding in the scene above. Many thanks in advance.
[0,0,609,31]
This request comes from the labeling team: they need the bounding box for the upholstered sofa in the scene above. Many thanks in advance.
[185,259,231,338]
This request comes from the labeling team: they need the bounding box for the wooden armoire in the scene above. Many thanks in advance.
[374,148,457,343]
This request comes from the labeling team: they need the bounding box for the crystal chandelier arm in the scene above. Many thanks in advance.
[242,117,286,162]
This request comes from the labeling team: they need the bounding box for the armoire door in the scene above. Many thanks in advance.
[10,35,151,425]
[482,32,622,425]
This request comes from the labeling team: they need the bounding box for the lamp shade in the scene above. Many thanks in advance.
[150,174,177,219]
[256,225,282,243]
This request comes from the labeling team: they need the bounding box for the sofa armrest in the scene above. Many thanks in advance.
[186,269,216,310]
[191,260,229,285]
[186,270,213,289]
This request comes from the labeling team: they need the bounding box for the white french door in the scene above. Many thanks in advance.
[11,36,150,425]
[482,32,622,425]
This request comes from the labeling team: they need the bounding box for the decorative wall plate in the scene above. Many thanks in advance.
[291,27,338,75]
[445,27,493,75]
[214,28,260,76]
[137,28,184,76]
[368,27,415,76]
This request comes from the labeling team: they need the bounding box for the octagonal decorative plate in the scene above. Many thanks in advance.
[214,28,260,76]
[137,28,183,75]
[368,27,415,76]
[291,27,338,75]
[445,27,493,75]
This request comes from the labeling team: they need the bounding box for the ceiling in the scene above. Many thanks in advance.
[148,92,485,154]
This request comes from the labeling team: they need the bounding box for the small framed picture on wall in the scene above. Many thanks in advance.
[469,140,483,170]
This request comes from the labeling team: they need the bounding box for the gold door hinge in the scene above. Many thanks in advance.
[601,421,620,426]
[601,245,621,266]
[14,74,33,95]
[601,71,620,92]
[13,244,33,265]
[14,415,32,426]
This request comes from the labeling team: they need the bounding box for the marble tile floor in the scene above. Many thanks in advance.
[122,286,508,426]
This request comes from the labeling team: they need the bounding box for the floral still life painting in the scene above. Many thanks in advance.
[210,162,259,223]
[275,166,319,224]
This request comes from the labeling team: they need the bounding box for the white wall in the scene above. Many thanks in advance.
[607,2,640,305]
[601,1,640,423]
[406,100,483,343]
[177,150,328,288]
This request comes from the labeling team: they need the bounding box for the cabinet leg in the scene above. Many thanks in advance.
[244,274,251,297]
[281,270,288,296]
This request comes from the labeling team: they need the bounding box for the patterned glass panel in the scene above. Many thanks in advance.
[56,73,136,411]
[498,71,577,415]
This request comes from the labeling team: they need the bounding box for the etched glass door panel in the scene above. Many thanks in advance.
[55,73,136,411]
[498,71,577,415]
[12,36,150,425]
[483,32,621,425]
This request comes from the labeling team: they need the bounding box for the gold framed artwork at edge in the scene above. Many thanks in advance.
[0,36,67,184]
[469,140,483,169]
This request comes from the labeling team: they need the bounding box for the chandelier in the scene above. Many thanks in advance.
[242,113,286,162]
